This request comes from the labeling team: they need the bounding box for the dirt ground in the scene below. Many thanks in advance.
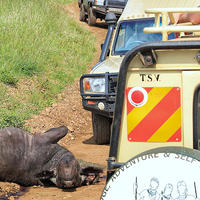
[0,3,108,200]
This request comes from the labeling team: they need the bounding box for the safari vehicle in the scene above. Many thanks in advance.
[78,0,127,26]
[80,0,199,145]
[106,6,200,183]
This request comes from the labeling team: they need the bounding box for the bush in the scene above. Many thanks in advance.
[0,112,25,129]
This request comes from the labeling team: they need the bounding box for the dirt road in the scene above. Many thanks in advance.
[0,3,109,200]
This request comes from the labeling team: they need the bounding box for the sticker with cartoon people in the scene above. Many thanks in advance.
[101,151,200,200]
[133,178,199,200]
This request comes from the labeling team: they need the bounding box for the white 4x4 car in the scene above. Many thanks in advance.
[80,0,195,145]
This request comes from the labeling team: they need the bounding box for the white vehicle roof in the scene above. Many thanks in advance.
[119,0,200,21]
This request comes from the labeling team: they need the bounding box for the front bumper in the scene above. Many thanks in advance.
[80,72,118,118]
[92,4,124,17]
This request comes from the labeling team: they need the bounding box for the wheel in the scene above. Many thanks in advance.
[88,7,96,26]
[92,113,112,145]
[79,4,86,22]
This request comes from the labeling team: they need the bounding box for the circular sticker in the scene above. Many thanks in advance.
[101,147,200,200]
[128,87,148,107]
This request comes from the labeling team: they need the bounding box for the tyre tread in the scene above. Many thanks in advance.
[92,113,111,145]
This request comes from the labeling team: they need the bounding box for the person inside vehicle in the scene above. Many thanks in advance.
[177,6,200,25]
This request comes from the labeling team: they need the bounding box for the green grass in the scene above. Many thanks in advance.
[0,0,96,128]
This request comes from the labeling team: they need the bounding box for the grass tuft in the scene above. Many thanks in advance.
[0,0,96,128]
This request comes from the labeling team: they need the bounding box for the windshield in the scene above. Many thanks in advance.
[113,18,175,55]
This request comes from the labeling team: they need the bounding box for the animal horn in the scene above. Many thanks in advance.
[42,126,68,144]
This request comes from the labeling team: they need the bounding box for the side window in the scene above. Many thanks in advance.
[193,86,200,150]
[115,26,126,50]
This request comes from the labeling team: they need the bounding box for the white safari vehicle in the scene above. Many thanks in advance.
[80,0,200,145]
[101,4,200,200]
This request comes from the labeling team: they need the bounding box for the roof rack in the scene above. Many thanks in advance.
[144,8,200,41]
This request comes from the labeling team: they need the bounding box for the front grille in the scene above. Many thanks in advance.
[106,0,127,7]
[108,75,118,94]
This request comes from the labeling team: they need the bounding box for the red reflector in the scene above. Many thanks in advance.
[128,87,148,107]
[88,101,96,105]
[131,90,144,104]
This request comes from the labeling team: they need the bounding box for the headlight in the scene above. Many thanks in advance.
[84,77,105,93]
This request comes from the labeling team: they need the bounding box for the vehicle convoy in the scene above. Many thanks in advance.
[80,0,199,145]
[101,4,200,199]
[78,0,127,26]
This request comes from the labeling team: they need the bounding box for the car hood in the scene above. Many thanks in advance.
[90,56,124,74]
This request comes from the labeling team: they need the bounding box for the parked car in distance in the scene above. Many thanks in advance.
[78,0,127,26]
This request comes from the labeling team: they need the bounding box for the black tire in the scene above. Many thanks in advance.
[92,113,112,145]
[79,4,86,22]
[88,7,96,26]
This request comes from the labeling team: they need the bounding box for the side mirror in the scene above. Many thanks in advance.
[101,43,104,50]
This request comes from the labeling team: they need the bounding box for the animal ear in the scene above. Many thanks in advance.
[42,126,68,144]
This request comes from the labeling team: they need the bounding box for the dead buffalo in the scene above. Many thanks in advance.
[0,126,103,188]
